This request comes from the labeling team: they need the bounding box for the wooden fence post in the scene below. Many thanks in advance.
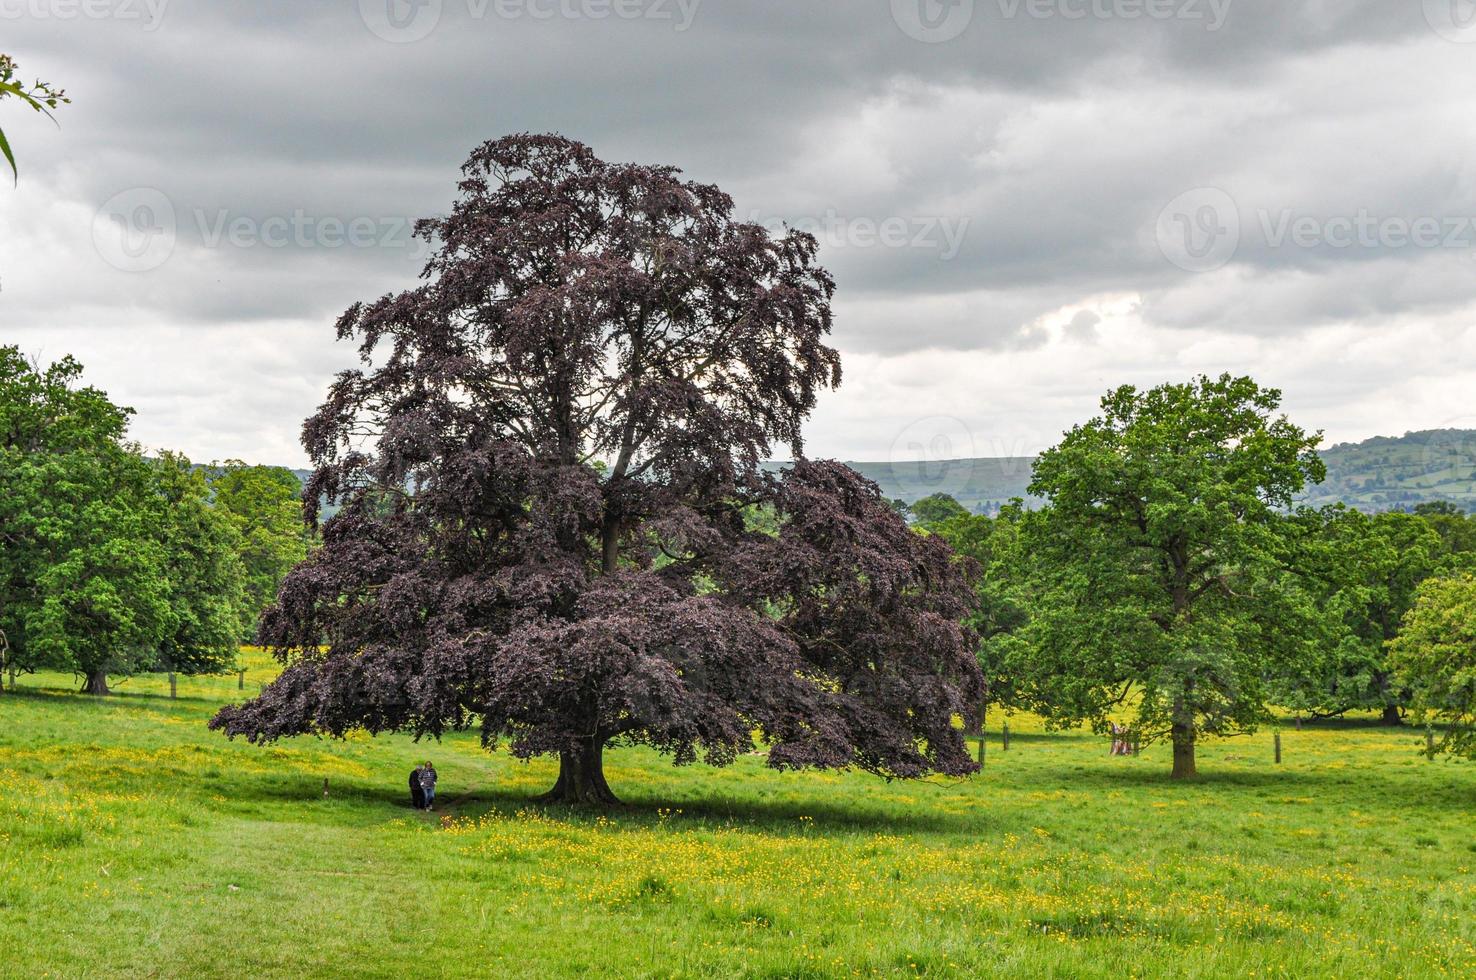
[238,669,245,690]
[1426,730,1436,758]
[976,732,985,768]
[323,777,330,799]
[1274,731,1282,764]
[1002,722,1011,752]
[168,672,177,699]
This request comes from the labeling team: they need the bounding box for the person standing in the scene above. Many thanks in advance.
[419,760,438,811]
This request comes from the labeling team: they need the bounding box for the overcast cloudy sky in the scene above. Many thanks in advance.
[4,1,1476,468]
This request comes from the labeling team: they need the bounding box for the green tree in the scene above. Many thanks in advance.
[33,451,253,695]
[1023,375,1325,778]
[208,462,310,639]
[910,492,969,528]
[28,446,173,694]
[1389,574,1476,760]
[0,54,68,183]
[1414,501,1476,555]
[0,348,132,688]
[0,349,244,695]
[1278,508,1446,723]
[930,502,1034,731]
[152,453,250,676]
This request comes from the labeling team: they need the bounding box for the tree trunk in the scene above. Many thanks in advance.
[82,670,111,696]
[1170,722,1197,779]
[601,516,621,575]
[535,737,619,805]
[1380,704,1402,726]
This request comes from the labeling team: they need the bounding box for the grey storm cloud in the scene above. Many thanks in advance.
[3,0,1476,462]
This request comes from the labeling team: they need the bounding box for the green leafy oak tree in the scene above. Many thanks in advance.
[29,447,173,695]
[909,492,970,527]
[1276,508,1447,724]
[152,453,251,678]
[38,448,253,696]
[1414,501,1476,555]
[0,348,248,694]
[1389,573,1476,760]
[929,503,1034,732]
[0,347,133,688]
[208,461,311,640]
[1023,374,1325,778]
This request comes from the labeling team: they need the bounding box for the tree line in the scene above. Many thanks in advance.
[0,348,310,695]
[911,376,1476,776]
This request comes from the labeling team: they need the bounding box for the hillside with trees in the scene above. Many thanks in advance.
[778,429,1476,517]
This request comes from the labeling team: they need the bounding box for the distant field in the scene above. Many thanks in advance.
[1,653,1473,978]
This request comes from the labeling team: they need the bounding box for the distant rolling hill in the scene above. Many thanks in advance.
[1302,429,1476,512]
[806,457,1040,515]
[279,430,1476,517]
[819,429,1476,515]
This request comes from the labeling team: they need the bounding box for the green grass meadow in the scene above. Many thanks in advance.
[1,651,1473,978]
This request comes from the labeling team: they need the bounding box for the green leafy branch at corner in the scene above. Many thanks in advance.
[0,53,70,184]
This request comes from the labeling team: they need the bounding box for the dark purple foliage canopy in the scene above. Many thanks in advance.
[210,134,981,800]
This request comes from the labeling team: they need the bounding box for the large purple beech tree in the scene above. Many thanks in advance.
[210,135,982,803]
